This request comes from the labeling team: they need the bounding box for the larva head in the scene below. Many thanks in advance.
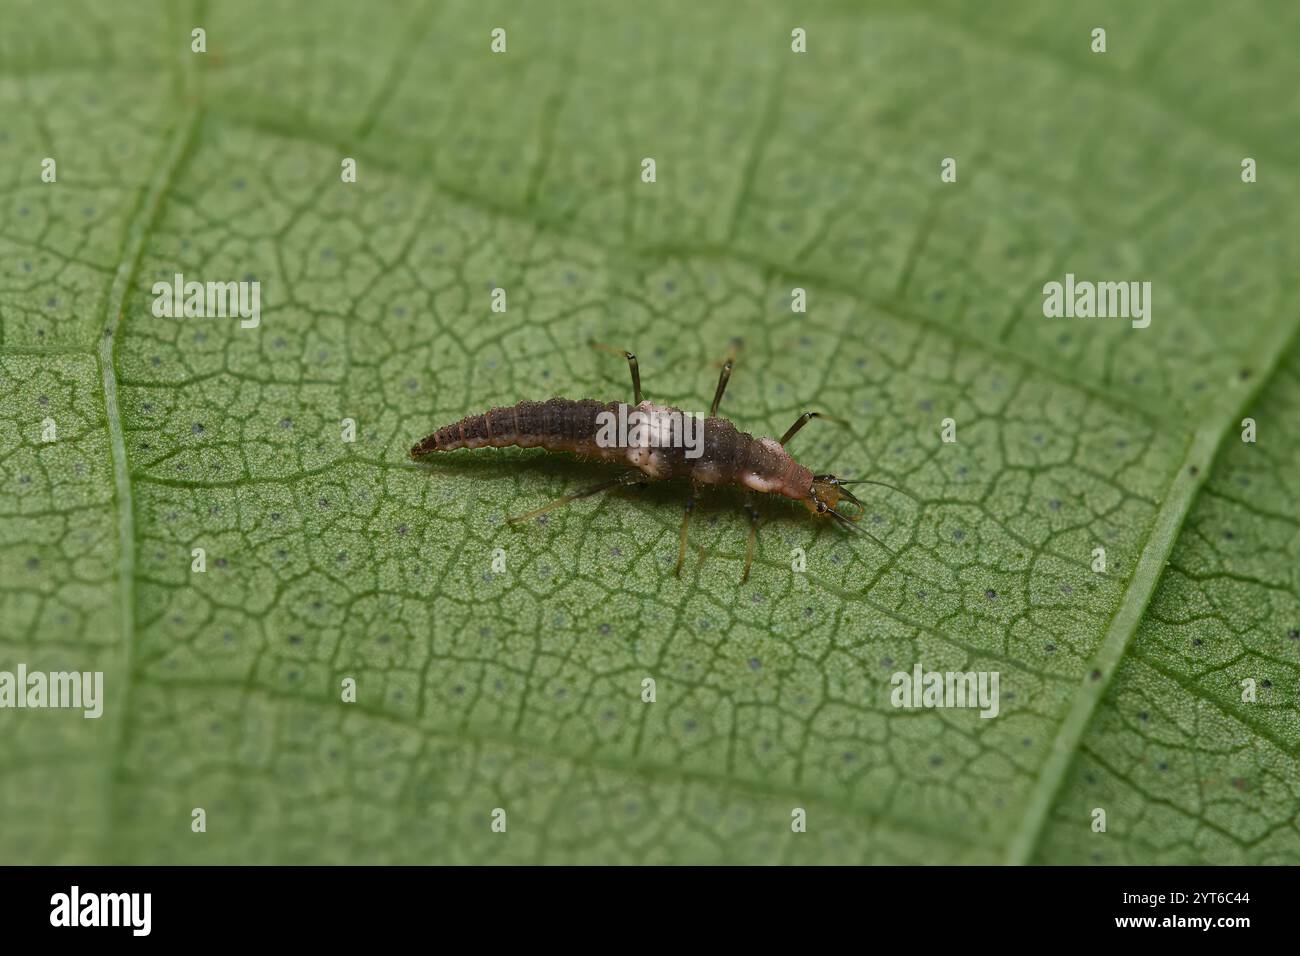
[803,473,865,526]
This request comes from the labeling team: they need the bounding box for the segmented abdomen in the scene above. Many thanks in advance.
[410,398,619,459]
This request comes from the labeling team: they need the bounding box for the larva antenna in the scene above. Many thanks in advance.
[826,506,897,556]
[833,477,922,504]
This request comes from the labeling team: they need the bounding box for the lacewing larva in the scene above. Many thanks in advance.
[411,343,911,581]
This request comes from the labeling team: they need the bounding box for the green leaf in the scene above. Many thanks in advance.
[1,0,1297,864]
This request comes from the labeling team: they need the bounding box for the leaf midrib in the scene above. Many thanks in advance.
[92,108,201,861]
[1005,324,1300,862]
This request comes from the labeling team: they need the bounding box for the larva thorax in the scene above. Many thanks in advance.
[409,397,816,502]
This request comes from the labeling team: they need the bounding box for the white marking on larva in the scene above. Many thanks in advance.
[741,471,781,493]
[631,402,681,448]
[626,446,669,478]
[737,437,790,491]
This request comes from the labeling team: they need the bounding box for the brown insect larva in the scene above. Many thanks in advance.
[410,343,910,581]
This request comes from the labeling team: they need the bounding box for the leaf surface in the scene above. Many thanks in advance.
[1,0,1297,863]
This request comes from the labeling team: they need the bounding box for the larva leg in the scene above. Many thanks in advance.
[674,485,699,577]
[507,470,640,525]
[740,496,760,583]
[779,410,849,447]
[709,356,735,417]
[590,342,642,404]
